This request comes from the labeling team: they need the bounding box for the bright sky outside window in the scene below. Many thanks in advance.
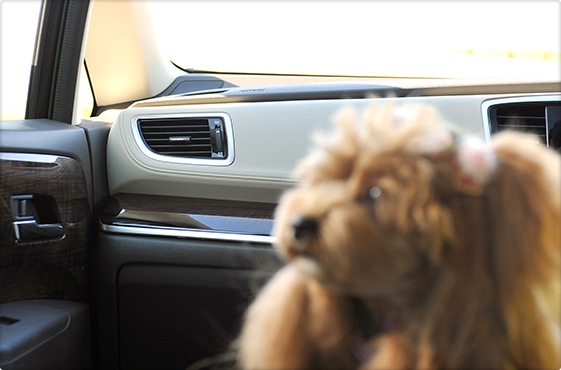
[148,0,561,79]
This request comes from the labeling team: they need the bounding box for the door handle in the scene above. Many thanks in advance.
[10,195,64,241]
[13,220,64,241]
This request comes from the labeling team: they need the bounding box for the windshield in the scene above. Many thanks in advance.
[148,0,560,79]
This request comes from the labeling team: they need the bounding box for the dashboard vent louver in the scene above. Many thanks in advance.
[487,100,561,150]
[490,103,546,141]
[137,117,227,159]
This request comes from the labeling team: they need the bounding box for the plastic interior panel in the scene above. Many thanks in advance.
[0,300,91,370]
[77,120,112,215]
[94,231,282,369]
[118,265,272,369]
[107,94,499,203]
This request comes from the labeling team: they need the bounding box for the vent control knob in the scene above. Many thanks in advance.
[209,119,225,156]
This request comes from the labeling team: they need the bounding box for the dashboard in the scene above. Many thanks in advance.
[102,80,560,254]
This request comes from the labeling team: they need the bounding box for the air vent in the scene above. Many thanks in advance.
[485,97,561,151]
[137,117,227,159]
[490,103,546,140]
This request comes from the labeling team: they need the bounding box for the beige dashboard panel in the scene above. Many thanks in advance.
[107,94,507,203]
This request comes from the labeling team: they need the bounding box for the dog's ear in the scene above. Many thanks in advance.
[486,132,561,366]
[432,132,560,367]
[489,131,560,292]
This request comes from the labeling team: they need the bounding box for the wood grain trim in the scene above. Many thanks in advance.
[109,193,277,219]
[0,153,90,303]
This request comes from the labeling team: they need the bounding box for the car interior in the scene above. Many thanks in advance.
[0,1,559,369]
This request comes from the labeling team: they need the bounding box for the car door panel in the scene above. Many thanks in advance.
[0,299,91,370]
[0,119,93,369]
[0,153,89,303]
[0,119,92,304]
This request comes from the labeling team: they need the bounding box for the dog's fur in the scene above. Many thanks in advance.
[237,104,561,369]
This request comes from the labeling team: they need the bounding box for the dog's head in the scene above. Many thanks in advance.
[273,103,561,310]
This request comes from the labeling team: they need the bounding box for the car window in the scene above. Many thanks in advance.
[0,0,42,121]
[0,0,94,124]
[147,0,560,79]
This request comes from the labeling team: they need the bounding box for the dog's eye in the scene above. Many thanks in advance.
[367,186,382,201]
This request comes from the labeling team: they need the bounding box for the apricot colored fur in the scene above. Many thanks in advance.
[237,104,561,369]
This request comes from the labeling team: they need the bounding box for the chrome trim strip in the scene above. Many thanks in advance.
[0,152,60,163]
[481,94,561,143]
[131,112,235,166]
[100,222,275,245]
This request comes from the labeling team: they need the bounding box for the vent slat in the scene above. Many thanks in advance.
[150,144,212,149]
[140,125,210,129]
[141,129,210,133]
[142,132,210,136]
[159,151,210,156]
[497,124,544,129]
[496,116,545,120]
[145,138,211,143]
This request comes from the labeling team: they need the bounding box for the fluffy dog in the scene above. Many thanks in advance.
[237,104,561,370]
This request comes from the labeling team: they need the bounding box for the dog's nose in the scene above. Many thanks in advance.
[291,216,319,242]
